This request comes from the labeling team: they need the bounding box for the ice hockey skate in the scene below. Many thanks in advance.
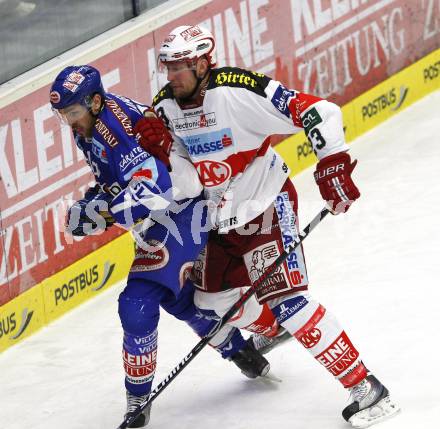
[249,327,293,355]
[342,374,400,428]
[229,341,270,378]
[125,391,152,428]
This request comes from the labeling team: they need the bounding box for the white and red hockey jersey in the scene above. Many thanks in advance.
[153,67,348,232]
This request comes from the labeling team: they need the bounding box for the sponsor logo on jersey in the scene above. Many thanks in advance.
[339,362,368,388]
[180,25,203,41]
[218,216,238,230]
[183,108,203,117]
[91,138,108,164]
[192,246,206,289]
[293,304,325,340]
[133,331,158,354]
[152,86,174,105]
[212,68,268,95]
[94,118,118,147]
[131,239,170,272]
[119,146,148,172]
[194,160,232,187]
[273,296,309,323]
[246,322,278,336]
[134,331,157,345]
[215,71,259,88]
[302,107,323,135]
[315,331,360,377]
[244,241,291,301]
[182,127,234,157]
[271,84,296,118]
[298,327,322,349]
[274,192,304,286]
[173,112,216,131]
[123,349,157,381]
[106,98,134,136]
[179,262,194,288]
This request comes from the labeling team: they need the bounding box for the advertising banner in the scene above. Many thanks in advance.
[0,231,134,352]
[1,0,439,308]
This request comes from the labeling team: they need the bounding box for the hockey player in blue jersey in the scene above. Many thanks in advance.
[49,65,270,428]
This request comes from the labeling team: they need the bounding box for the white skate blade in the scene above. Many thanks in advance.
[349,395,400,428]
[260,371,282,383]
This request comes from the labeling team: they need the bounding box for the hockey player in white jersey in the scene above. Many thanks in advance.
[135,25,400,428]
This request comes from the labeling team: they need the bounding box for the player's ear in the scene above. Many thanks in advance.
[91,93,102,115]
[196,57,209,79]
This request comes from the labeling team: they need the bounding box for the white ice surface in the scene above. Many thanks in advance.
[1,91,440,429]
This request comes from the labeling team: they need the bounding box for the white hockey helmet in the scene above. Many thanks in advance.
[158,25,216,68]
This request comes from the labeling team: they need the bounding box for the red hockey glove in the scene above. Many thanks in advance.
[134,109,173,169]
[314,152,360,214]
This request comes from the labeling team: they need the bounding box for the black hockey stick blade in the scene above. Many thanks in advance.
[117,207,329,429]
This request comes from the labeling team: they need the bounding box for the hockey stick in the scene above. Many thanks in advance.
[117,206,330,429]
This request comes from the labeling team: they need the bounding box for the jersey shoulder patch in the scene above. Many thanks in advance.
[153,84,174,106]
[208,67,270,97]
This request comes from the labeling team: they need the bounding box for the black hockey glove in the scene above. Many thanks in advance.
[66,186,115,236]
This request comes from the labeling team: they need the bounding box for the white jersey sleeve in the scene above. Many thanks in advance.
[168,143,203,201]
[210,70,348,160]
[263,78,348,159]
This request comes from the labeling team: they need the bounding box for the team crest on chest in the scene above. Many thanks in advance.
[194,160,232,187]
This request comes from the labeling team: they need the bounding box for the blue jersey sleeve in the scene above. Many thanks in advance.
[89,94,174,227]
[109,157,173,227]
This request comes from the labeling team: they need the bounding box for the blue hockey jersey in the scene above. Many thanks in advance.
[74,93,209,296]
[74,93,201,228]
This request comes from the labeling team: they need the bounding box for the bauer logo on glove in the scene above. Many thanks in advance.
[314,151,361,214]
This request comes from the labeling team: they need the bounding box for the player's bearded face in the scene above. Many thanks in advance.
[57,103,96,138]
[161,60,198,99]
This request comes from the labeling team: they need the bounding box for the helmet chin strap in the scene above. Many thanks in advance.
[84,93,105,117]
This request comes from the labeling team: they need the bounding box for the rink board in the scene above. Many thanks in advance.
[0,233,134,353]
[3,0,440,305]
[0,48,439,353]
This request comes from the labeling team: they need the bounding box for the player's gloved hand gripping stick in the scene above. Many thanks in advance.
[117,207,330,429]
